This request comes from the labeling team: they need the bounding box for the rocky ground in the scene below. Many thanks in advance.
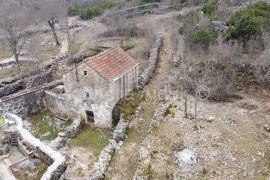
[141,89,270,179]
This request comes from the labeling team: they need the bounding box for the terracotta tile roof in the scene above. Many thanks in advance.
[86,47,139,80]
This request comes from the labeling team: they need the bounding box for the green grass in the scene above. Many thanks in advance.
[122,89,145,121]
[70,125,111,156]
[29,111,59,141]
[0,115,4,125]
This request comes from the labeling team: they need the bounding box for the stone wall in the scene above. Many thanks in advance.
[102,3,171,20]
[0,80,63,118]
[26,68,54,89]
[138,33,162,87]
[5,113,66,180]
[0,89,45,118]
[133,96,171,179]
[0,80,24,98]
[172,36,184,67]
[88,116,129,179]
[45,90,70,119]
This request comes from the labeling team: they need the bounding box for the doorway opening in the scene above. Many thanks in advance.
[86,110,94,123]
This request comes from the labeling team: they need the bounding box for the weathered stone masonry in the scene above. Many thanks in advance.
[5,113,66,180]
[138,32,162,87]
[0,80,63,119]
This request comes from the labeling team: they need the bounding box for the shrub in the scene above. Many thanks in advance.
[178,11,199,35]
[191,27,218,49]
[68,6,81,16]
[140,0,161,5]
[225,2,270,43]
[224,16,263,43]
[71,0,116,20]
[202,0,218,20]
[179,26,185,35]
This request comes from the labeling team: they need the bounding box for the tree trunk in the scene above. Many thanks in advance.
[194,98,198,121]
[14,52,21,78]
[184,95,188,118]
[52,29,60,46]
[48,20,60,46]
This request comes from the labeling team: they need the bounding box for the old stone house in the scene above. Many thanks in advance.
[62,47,139,127]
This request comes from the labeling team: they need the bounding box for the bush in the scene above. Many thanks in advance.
[202,0,218,20]
[191,27,218,49]
[178,11,199,35]
[68,6,81,16]
[224,16,263,43]
[101,27,145,38]
[179,26,185,35]
[69,0,116,20]
[139,0,161,5]
[80,6,103,20]
[225,2,270,43]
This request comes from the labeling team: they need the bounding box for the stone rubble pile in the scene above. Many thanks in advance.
[138,32,162,87]
[49,118,84,150]
[5,113,67,180]
[89,117,128,180]
[208,20,227,32]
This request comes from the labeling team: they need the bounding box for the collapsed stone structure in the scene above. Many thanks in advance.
[46,47,139,128]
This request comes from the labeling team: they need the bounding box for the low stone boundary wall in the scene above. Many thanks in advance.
[89,117,128,180]
[133,96,171,179]
[0,80,24,98]
[172,36,184,67]
[26,68,54,89]
[5,113,66,180]
[103,3,171,20]
[138,33,162,87]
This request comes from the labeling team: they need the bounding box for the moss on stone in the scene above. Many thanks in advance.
[0,115,4,125]
[122,89,144,121]
[163,104,176,118]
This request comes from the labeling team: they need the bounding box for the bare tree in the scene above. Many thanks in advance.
[35,0,67,46]
[0,1,31,77]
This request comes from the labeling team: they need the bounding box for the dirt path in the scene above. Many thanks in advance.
[105,31,173,180]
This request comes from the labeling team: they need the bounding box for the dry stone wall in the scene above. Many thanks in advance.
[89,116,129,180]
[103,2,171,20]
[133,96,171,179]
[0,80,24,98]
[138,33,162,87]
[26,68,54,89]
[0,80,63,118]
[0,89,44,118]
[5,113,66,180]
